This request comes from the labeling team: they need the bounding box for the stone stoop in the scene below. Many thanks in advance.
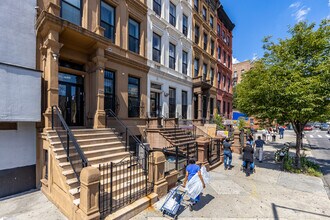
[105,193,158,220]
[46,128,130,207]
[160,128,197,158]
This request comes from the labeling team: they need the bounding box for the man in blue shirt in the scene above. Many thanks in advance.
[183,158,205,211]
[255,136,266,162]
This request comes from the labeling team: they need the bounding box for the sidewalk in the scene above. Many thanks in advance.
[0,190,66,220]
[132,132,330,219]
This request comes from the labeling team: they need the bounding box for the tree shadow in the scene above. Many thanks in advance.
[272,203,330,219]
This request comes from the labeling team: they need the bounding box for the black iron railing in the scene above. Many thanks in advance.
[100,109,152,217]
[99,156,154,218]
[105,109,148,157]
[162,143,198,179]
[51,105,88,183]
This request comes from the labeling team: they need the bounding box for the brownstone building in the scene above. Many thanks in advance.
[35,0,152,218]
[192,0,220,124]
[233,60,253,86]
[216,4,235,120]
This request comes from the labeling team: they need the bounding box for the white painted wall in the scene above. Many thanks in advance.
[0,0,37,69]
[0,123,36,170]
[146,0,193,118]
[0,64,41,122]
[148,73,192,119]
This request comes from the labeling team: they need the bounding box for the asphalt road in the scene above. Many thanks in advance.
[305,129,330,192]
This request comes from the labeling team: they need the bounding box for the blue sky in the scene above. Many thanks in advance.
[220,0,330,63]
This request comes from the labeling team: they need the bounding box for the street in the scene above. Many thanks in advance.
[305,129,330,193]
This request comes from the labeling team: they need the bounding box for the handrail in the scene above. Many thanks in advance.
[51,105,88,182]
[105,108,148,154]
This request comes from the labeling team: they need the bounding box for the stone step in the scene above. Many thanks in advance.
[59,152,130,170]
[49,132,119,142]
[55,146,126,163]
[53,142,124,156]
[51,137,121,147]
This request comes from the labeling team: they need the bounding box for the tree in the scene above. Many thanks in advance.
[236,20,330,168]
[214,114,225,130]
[237,117,246,131]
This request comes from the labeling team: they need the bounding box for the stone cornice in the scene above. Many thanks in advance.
[105,50,149,72]
[126,0,148,15]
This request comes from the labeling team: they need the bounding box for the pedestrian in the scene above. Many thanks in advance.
[222,138,233,170]
[183,158,205,211]
[266,128,271,142]
[255,136,266,162]
[279,126,285,139]
[248,133,254,146]
[242,141,255,176]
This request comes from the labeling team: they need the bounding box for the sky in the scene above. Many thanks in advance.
[220,0,330,63]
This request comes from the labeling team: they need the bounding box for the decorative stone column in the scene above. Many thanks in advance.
[91,48,107,128]
[232,130,243,154]
[76,167,100,220]
[196,138,210,171]
[198,93,202,122]
[151,152,168,198]
[42,30,63,130]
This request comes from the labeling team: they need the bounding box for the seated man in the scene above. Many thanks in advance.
[242,141,255,176]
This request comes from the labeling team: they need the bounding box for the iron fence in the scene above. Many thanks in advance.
[99,155,154,218]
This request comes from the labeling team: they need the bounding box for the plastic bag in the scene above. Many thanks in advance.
[185,173,203,199]
[201,166,210,184]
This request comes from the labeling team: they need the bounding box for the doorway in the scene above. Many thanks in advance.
[58,73,84,126]
[150,91,161,117]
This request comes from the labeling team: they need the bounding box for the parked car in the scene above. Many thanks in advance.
[313,122,321,129]
[304,125,313,131]
[320,123,329,131]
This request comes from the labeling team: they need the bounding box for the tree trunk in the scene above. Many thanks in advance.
[295,131,302,168]
[292,122,303,169]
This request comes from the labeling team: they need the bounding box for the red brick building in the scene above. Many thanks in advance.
[216,5,235,119]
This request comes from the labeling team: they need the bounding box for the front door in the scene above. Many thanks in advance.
[58,73,84,126]
[150,91,161,117]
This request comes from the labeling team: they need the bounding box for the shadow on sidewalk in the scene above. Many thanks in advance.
[272,203,330,219]
[191,194,215,212]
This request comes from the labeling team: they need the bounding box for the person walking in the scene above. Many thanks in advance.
[242,142,255,176]
[255,136,266,162]
[279,126,285,139]
[183,159,205,211]
[222,138,233,170]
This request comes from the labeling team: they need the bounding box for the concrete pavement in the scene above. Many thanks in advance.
[0,190,66,220]
[132,132,330,219]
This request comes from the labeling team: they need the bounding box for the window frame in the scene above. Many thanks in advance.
[128,18,140,54]
[128,76,140,117]
[194,25,200,44]
[100,1,115,43]
[153,0,161,16]
[194,58,199,77]
[152,32,161,63]
[169,43,176,70]
[104,69,116,112]
[203,63,207,81]
[194,0,199,11]
[203,33,207,50]
[182,50,188,75]
[182,14,188,36]
[61,0,82,26]
[202,6,207,21]
[210,15,213,28]
[210,68,214,85]
[211,39,214,56]
[181,90,188,119]
[169,2,176,27]
[169,87,176,118]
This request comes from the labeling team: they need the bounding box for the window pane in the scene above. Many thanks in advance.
[129,19,139,38]
[128,77,140,117]
[61,1,81,25]
[65,0,80,8]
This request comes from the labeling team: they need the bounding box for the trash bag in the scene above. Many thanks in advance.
[185,173,203,200]
[201,166,210,184]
